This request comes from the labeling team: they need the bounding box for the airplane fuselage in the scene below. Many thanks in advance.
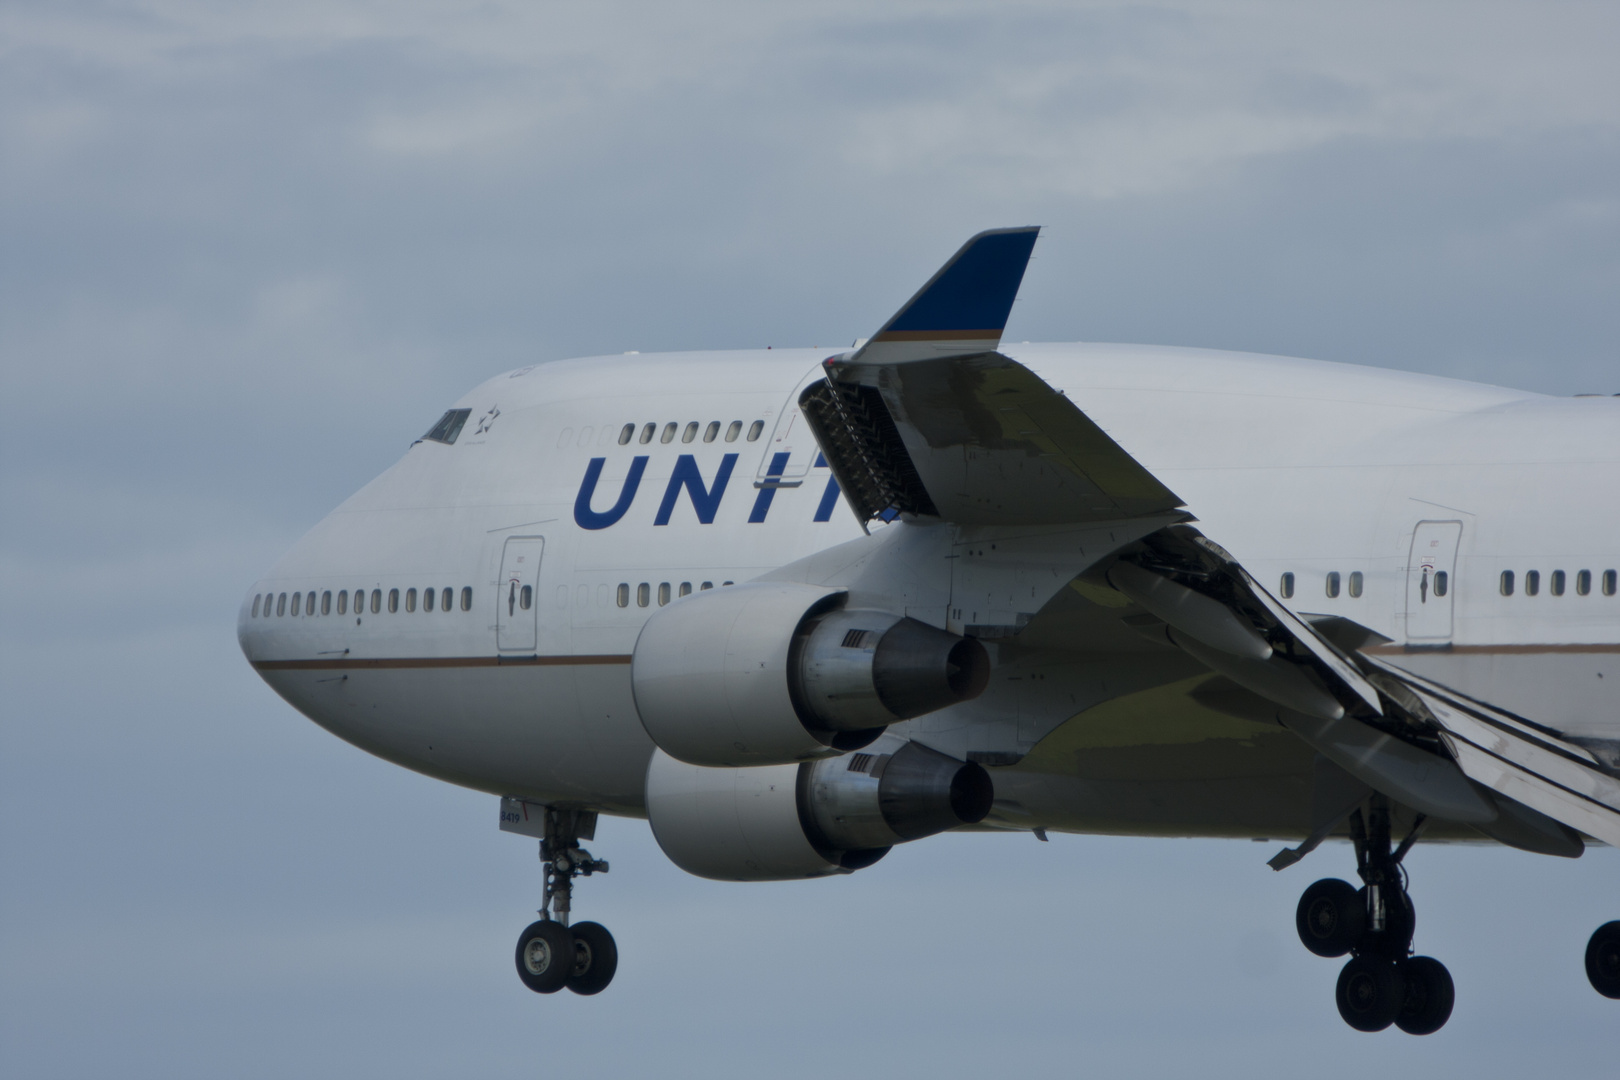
[238,343,1620,836]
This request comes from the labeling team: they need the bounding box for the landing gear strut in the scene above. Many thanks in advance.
[514,808,617,996]
[1293,795,1454,1034]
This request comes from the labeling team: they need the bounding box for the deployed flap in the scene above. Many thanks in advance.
[805,227,1182,527]
[852,227,1041,366]
[804,352,1185,526]
[1362,656,1620,848]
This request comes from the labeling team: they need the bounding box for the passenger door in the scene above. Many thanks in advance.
[754,363,829,490]
[1405,520,1462,642]
[497,536,545,651]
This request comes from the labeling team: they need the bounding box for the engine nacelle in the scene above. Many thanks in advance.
[644,740,993,881]
[631,582,990,767]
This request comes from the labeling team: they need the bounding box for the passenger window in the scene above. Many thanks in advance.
[703,422,720,443]
[679,582,692,597]
[308,591,316,614]
[596,583,608,606]
[424,587,435,612]
[277,592,287,616]
[700,581,713,590]
[460,586,472,611]
[406,588,417,612]
[1348,571,1364,598]
[725,421,742,442]
[1577,570,1592,596]
[1525,571,1540,596]
[1606,570,1618,597]
[322,590,332,615]
[252,594,261,618]
[338,590,348,615]
[577,426,594,447]
[388,588,399,613]
[660,422,677,444]
[637,583,650,607]
[556,428,574,449]
[746,420,764,441]
[1433,571,1448,597]
[722,580,734,586]
[291,592,302,616]
[520,585,532,610]
[442,587,452,612]
[1325,572,1341,598]
[682,422,698,443]
[1279,572,1295,599]
[639,423,655,444]
[617,583,629,608]
[618,424,634,445]
[1500,570,1514,596]
[1551,570,1565,596]
[658,582,671,605]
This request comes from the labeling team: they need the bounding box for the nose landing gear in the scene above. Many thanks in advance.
[1293,796,1454,1034]
[513,807,617,996]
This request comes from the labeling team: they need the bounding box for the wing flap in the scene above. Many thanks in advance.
[1362,655,1620,847]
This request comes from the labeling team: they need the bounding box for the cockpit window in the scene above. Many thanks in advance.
[423,408,472,445]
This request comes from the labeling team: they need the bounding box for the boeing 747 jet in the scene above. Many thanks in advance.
[239,228,1620,1033]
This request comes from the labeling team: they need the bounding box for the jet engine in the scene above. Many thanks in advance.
[644,739,994,881]
[631,582,990,767]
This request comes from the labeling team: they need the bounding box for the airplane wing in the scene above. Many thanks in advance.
[801,226,1620,856]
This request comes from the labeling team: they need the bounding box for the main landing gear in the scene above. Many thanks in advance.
[515,808,618,996]
[1293,796,1454,1035]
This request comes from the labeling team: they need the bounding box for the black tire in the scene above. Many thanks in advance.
[1395,956,1455,1035]
[515,920,574,994]
[566,921,619,996]
[1336,955,1405,1032]
[1356,885,1416,959]
[1586,921,1620,999]
[1296,879,1365,958]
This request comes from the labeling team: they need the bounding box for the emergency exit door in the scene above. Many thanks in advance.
[497,536,544,651]
[1406,521,1462,641]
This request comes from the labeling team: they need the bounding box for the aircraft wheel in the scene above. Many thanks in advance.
[1395,956,1455,1035]
[1587,921,1620,999]
[566,921,619,996]
[1335,955,1404,1032]
[1296,878,1365,957]
[515,920,574,994]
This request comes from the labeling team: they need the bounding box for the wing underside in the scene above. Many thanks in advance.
[803,227,1620,854]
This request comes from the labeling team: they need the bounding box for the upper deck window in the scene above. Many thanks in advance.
[703,422,720,443]
[1606,570,1618,597]
[1325,572,1341,599]
[746,421,764,442]
[682,422,699,443]
[1348,571,1364,598]
[1500,570,1514,596]
[423,409,472,445]
[618,424,634,445]
[1279,572,1295,599]
[1576,570,1592,596]
[1551,570,1566,597]
[1525,571,1540,596]
[725,421,742,442]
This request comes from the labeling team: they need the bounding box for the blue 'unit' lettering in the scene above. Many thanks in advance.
[655,453,738,525]
[574,456,648,530]
[813,476,842,522]
[748,452,792,523]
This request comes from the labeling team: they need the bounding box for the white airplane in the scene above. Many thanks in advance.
[239,228,1620,1033]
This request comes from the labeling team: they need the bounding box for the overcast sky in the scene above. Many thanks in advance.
[2,3,1617,1077]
